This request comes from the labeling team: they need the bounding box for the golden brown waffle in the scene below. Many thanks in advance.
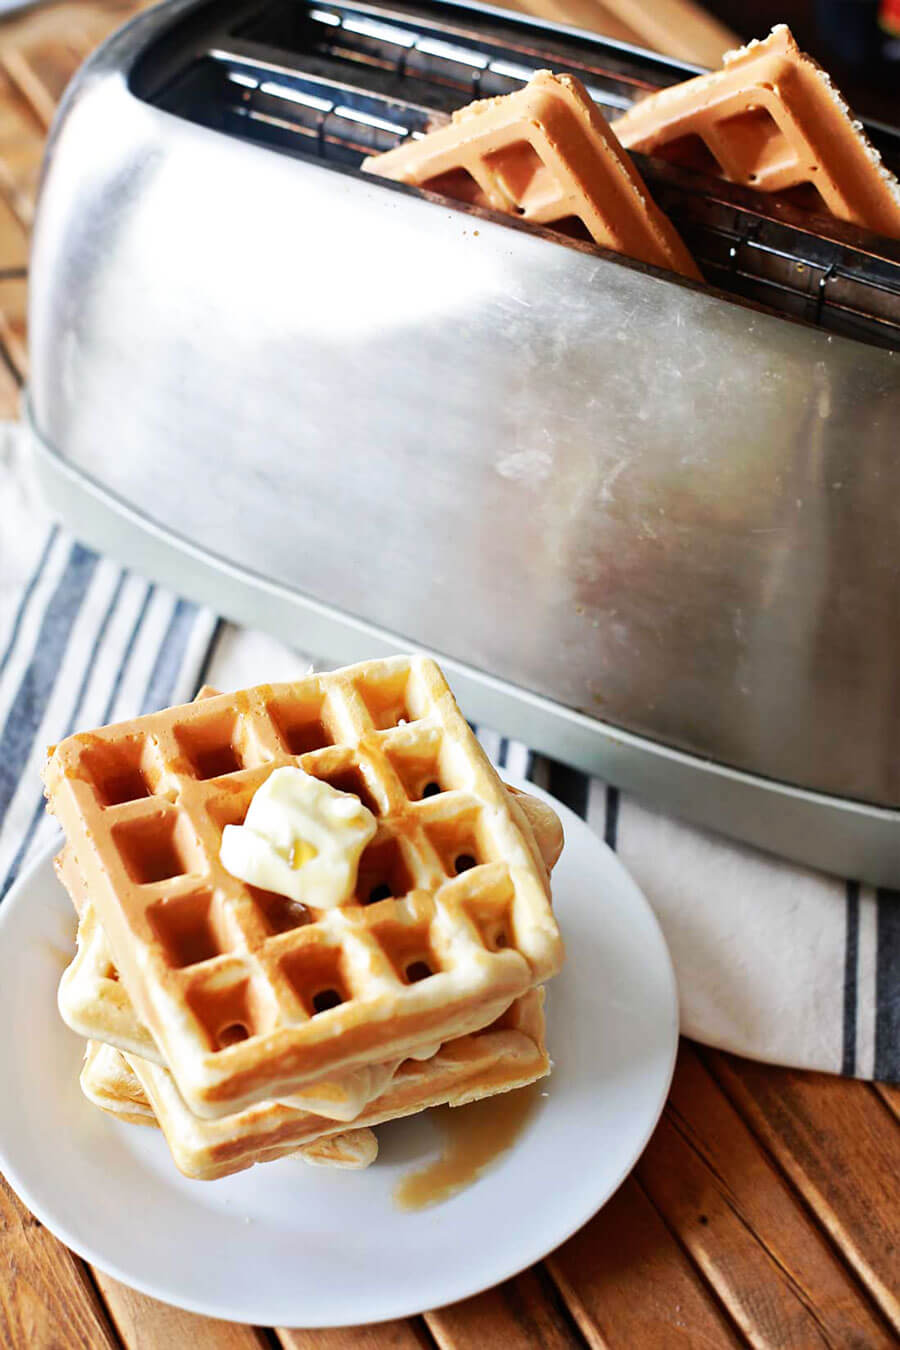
[79,1041,380,1169]
[123,991,548,1180]
[298,1129,380,1169]
[612,26,900,239]
[45,656,564,1118]
[80,1041,156,1126]
[58,783,563,1119]
[508,787,564,875]
[362,71,701,280]
[63,895,415,1120]
[59,893,158,1060]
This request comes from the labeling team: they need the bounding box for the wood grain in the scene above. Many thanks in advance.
[278,1323,430,1349]
[548,1174,743,1348]
[426,1268,581,1349]
[92,1271,267,1350]
[0,274,27,375]
[873,1081,900,1126]
[493,0,640,46]
[0,48,58,132]
[638,1046,893,1348]
[0,192,27,273]
[706,1051,900,1334]
[0,1174,120,1350]
[585,0,737,63]
[496,0,737,63]
[0,346,19,416]
[0,67,43,224]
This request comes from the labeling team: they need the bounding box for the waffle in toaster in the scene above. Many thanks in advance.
[122,989,548,1180]
[79,1041,380,1169]
[45,655,564,1118]
[612,26,900,239]
[362,71,701,279]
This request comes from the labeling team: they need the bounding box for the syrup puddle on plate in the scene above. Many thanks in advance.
[394,1082,544,1211]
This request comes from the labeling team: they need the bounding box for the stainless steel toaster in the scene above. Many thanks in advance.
[26,0,900,884]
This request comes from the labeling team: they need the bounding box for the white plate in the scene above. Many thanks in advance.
[0,778,677,1327]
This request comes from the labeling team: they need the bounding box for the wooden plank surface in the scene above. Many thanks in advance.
[0,66,44,225]
[1,4,899,1350]
[548,1174,743,1348]
[279,1324,431,1349]
[705,1051,900,1335]
[874,1080,900,1124]
[0,192,27,272]
[0,273,27,375]
[500,0,738,64]
[639,1046,894,1348]
[92,1272,268,1350]
[0,1176,119,1350]
[425,1270,581,1350]
[0,345,19,416]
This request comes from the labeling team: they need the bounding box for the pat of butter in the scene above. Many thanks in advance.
[220,765,377,908]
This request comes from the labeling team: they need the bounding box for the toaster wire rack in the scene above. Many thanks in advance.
[134,0,900,351]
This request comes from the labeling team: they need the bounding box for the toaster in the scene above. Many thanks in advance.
[26,0,900,884]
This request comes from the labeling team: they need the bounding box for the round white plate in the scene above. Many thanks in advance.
[0,778,678,1327]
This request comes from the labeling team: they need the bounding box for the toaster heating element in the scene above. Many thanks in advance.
[27,0,900,884]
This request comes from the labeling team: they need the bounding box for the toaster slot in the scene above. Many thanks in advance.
[186,49,434,160]
[234,1,642,118]
[133,0,900,354]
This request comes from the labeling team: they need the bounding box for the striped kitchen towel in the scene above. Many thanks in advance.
[2,423,897,1080]
[0,423,219,897]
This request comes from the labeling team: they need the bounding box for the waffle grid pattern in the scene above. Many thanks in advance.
[612,26,900,238]
[363,72,701,280]
[62,896,430,1122]
[122,990,548,1180]
[46,657,562,1116]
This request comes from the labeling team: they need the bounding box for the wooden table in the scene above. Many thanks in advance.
[1,5,899,1347]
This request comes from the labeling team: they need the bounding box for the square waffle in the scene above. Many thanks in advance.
[62,894,423,1122]
[71,903,548,1178]
[45,656,564,1118]
[362,71,701,280]
[612,25,900,239]
[79,1041,380,1169]
[122,990,548,1180]
[58,783,563,1120]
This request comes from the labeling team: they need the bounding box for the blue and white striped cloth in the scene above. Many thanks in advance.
[2,423,897,1080]
[0,424,218,895]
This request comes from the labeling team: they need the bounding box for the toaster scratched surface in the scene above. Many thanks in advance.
[27,0,900,883]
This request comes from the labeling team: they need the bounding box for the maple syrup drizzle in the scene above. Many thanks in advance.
[394,1082,543,1211]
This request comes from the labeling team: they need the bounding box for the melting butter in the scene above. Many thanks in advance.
[290,838,318,870]
[220,765,376,907]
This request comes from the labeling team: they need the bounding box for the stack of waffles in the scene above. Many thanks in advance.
[362,35,900,270]
[45,656,566,1179]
